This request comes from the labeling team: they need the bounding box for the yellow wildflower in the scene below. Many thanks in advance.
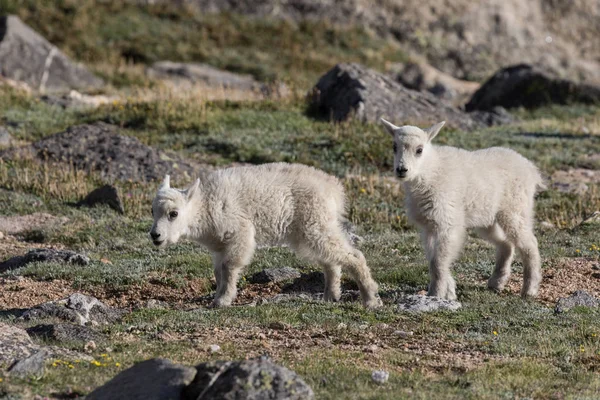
[493,331,498,336]
[115,362,121,367]
[359,188,366,194]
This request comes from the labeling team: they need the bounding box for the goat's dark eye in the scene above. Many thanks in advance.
[393,142,398,152]
[169,211,178,220]
[416,147,423,155]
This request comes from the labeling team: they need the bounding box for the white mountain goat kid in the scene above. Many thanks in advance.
[381,119,545,300]
[150,163,382,309]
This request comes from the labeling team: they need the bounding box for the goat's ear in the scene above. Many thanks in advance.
[159,175,170,191]
[426,121,445,141]
[186,178,201,200]
[380,118,399,136]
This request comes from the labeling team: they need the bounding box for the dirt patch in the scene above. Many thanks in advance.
[503,257,600,304]
[0,277,74,310]
[0,235,66,264]
[551,168,600,194]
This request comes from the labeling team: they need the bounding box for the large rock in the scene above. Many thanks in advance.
[0,122,200,182]
[182,357,314,400]
[77,185,125,214]
[86,358,197,400]
[7,350,47,379]
[466,64,600,111]
[26,323,105,344]
[20,293,126,326]
[0,15,103,92]
[309,63,480,131]
[0,248,89,272]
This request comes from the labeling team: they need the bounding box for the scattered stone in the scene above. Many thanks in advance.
[371,370,389,385]
[391,60,480,101]
[309,63,481,131]
[208,344,221,353]
[181,357,314,400]
[581,211,600,225]
[77,185,124,214]
[26,323,105,344]
[397,295,462,313]
[0,248,89,272]
[7,350,47,379]
[466,64,600,111]
[20,293,126,326]
[84,341,97,353]
[555,290,600,313]
[144,299,169,310]
[0,15,103,92]
[0,122,201,182]
[0,126,13,147]
[0,323,90,368]
[539,221,556,230]
[0,212,67,236]
[86,358,197,400]
[468,106,515,127]
[393,330,414,338]
[249,267,302,284]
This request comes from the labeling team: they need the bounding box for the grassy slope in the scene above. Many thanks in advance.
[0,1,599,399]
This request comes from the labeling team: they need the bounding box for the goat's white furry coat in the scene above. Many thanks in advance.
[150,162,381,308]
[381,119,544,300]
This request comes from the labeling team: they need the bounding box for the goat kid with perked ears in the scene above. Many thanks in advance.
[381,118,545,301]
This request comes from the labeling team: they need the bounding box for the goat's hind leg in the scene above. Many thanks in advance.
[476,223,515,292]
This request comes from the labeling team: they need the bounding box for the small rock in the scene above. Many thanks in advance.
[365,344,379,353]
[249,267,302,284]
[539,221,555,230]
[393,330,414,338]
[0,248,89,272]
[181,357,314,400]
[84,341,97,353]
[77,185,124,214]
[86,358,196,400]
[208,344,221,353]
[397,295,462,313]
[336,322,348,330]
[20,293,126,325]
[371,370,389,385]
[0,126,13,147]
[27,323,105,344]
[555,290,600,313]
[145,299,169,310]
[8,350,47,379]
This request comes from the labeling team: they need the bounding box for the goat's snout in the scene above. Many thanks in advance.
[395,166,408,178]
[150,231,161,240]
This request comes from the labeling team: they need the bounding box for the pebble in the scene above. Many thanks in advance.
[208,344,221,353]
[371,370,389,384]
[84,340,97,352]
[393,330,414,338]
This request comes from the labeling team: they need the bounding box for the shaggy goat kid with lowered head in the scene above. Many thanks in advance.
[150,163,382,309]
[381,119,545,300]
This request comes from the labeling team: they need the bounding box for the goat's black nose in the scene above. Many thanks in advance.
[396,166,408,174]
[150,232,161,240]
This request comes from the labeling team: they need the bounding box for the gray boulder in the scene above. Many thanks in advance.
[7,350,47,379]
[77,184,125,214]
[0,122,200,182]
[86,358,196,400]
[249,267,301,284]
[20,293,126,326]
[309,63,480,131]
[555,290,600,313]
[26,323,105,344]
[181,357,314,400]
[0,248,89,272]
[0,15,103,92]
[466,64,600,111]
[397,294,462,313]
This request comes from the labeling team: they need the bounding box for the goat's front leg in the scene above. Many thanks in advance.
[423,226,465,300]
[211,228,256,308]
